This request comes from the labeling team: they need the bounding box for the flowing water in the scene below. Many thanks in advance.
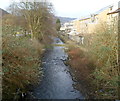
[27,37,84,99]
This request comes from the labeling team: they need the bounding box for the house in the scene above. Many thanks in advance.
[64,22,74,32]
[73,2,119,44]
[72,19,80,33]
[60,21,75,34]
[60,1,120,45]
[79,16,91,34]
[0,8,9,16]
[107,2,120,33]
[60,25,66,32]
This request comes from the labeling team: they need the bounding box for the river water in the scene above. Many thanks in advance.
[27,37,84,99]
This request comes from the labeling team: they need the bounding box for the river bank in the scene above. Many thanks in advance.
[66,47,96,99]
[61,33,118,99]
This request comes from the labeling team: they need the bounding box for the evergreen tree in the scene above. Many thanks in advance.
[56,18,61,31]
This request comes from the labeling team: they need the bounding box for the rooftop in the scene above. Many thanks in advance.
[107,8,120,15]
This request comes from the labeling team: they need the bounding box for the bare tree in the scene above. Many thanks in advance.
[8,1,56,41]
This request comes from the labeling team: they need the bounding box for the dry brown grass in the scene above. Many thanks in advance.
[67,47,96,98]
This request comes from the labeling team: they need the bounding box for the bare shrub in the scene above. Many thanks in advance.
[2,34,43,99]
[88,22,118,99]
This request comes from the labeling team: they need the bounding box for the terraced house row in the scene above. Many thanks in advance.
[61,1,120,44]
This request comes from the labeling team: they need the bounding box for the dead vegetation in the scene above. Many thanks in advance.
[63,21,119,99]
[2,35,44,99]
[67,47,96,98]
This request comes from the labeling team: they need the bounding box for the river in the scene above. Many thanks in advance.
[26,37,84,99]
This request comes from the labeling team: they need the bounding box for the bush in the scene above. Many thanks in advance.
[2,34,43,99]
[65,22,119,99]
[67,47,95,98]
[88,22,119,99]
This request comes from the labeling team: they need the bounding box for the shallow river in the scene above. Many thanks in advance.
[27,37,84,99]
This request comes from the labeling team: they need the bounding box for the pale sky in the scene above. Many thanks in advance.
[0,0,120,18]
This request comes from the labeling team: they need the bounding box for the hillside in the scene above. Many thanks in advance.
[58,16,76,24]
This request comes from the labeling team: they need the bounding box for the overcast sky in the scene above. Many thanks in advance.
[0,0,120,18]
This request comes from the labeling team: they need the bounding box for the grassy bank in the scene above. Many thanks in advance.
[60,22,119,99]
[2,34,44,100]
[66,40,118,99]
[66,45,96,98]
